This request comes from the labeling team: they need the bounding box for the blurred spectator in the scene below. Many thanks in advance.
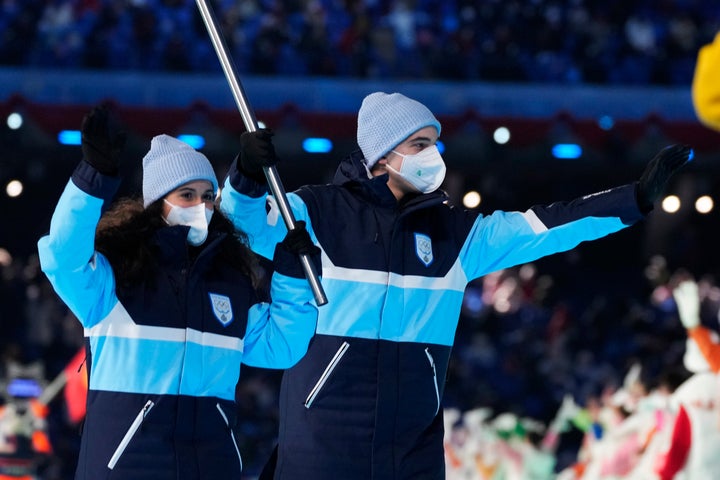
[692,31,720,130]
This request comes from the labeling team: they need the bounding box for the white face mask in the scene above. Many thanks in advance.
[386,145,446,193]
[163,200,214,246]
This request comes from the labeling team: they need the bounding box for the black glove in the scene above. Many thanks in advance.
[273,221,322,279]
[237,129,279,184]
[81,105,127,176]
[279,221,320,257]
[636,144,693,212]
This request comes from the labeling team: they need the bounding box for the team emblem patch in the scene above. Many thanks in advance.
[209,293,233,326]
[414,233,434,267]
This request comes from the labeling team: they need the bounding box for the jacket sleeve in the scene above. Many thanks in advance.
[459,184,645,279]
[219,171,318,258]
[37,161,121,328]
[222,165,319,368]
[240,254,318,368]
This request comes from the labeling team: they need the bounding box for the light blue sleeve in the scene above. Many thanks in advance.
[459,209,631,280]
[37,180,118,327]
[219,177,317,256]
[241,271,318,369]
[459,184,641,280]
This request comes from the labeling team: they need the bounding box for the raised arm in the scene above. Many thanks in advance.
[37,106,126,327]
[220,129,317,258]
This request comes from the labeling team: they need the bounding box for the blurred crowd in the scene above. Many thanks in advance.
[2,240,717,478]
[1,0,719,84]
[442,263,720,479]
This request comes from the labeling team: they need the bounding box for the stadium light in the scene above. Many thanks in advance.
[493,127,510,144]
[7,112,23,130]
[178,134,205,149]
[463,191,481,208]
[552,143,582,159]
[661,195,681,213]
[695,195,713,214]
[302,138,333,154]
[58,130,81,145]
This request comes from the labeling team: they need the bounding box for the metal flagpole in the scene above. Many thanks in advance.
[195,0,327,306]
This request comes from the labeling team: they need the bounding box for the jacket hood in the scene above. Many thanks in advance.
[332,149,371,185]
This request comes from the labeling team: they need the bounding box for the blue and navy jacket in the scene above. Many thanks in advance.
[221,150,645,480]
[37,162,318,480]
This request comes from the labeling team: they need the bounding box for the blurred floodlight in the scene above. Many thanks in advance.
[463,191,481,208]
[552,143,582,159]
[695,195,713,214]
[661,195,681,213]
[302,137,333,153]
[462,287,483,315]
[7,112,22,129]
[493,127,510,144]
[58,130,81,145]
[436,140,445,154]
[6,180,23,197]
[178,134,205,149]
[257,121,266,129]
[598,115,614,130]
[519,263,537,281]
[0,248,11,267]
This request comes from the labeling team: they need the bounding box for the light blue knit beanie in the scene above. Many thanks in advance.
[356,92,441,169]
[142,134,219,207]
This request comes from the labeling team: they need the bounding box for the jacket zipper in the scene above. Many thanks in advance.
[216,403,243,471]
[108,399,155,469]
[305,341,350,408]
[424,348,440,416]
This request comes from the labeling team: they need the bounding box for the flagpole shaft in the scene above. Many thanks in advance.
[196,0,327,306]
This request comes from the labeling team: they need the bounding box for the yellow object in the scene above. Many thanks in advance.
[692,32,720,131]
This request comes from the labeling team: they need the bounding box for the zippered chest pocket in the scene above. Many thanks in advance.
[305,341,350,409]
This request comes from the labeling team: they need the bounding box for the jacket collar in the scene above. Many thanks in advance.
[332,149,449,210]
[152,226,226,266]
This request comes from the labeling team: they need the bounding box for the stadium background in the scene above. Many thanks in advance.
[2,1,720,478]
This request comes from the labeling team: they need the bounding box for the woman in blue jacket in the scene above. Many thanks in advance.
[37,106,320,480]
[223,92,692,480]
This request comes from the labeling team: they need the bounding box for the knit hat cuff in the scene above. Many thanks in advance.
[142,134,218,207]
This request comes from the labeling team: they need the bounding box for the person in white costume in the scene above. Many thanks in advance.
[652,280,720,480]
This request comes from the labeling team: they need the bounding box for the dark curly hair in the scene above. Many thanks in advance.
[94,196,265,294]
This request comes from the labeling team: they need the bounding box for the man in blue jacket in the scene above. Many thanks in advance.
[220,92,692,480]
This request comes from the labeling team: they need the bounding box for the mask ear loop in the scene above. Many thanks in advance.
[162,199,174,225]
[362,160,373,179]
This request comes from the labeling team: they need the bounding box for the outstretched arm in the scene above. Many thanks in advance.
[460,144,692,279]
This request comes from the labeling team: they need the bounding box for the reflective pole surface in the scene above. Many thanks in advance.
[196,0,327,305]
